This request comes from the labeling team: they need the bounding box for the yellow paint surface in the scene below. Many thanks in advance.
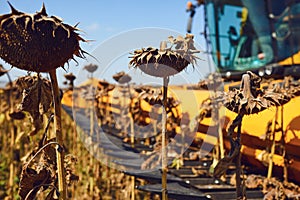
[279,51,300,65]
[62,81,300,146]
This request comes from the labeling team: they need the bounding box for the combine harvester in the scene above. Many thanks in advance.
[188,0,300,184]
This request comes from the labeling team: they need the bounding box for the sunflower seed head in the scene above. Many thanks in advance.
[0,3,86,72]
[129,34,200,77]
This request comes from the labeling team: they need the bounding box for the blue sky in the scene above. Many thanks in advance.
[0,0,213,86]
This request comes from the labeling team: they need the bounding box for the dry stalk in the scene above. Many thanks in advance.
[129,34,200,200]
[161,76,169,200]
[127,83,135,147]
[89,90,95,198]
[49,69,67,200]
[7,74,16,199]
[267,107,278,179]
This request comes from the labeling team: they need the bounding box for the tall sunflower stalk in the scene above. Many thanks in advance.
[214,71,291,199]
[0,4,86,199]
[0,65,16,198]
[112,71,134,145]
[129,34,199,200]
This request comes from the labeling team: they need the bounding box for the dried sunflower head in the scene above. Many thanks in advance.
[0,3,86,72]
[223,72,291,115]
[64,73,76,82]
[83,64,98,73]
[137,86,180,108]
[129,34,200,77]
[198,73,223,90]
[112,71,132,84]
[98,80,110,89]
[97,80,115,96]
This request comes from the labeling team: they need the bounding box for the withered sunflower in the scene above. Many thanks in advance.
[0,4,86,199]
[112,71,132,84]
[198,73,223,90]
[129,34,199,200]
[214,72,291,196]
[83,64,98,74]
[137,87,180,107]
[64,73,76,82]
[98,80,110,89]
[223,71,291,115]
[129,34,200,77]
[0,3,86,72]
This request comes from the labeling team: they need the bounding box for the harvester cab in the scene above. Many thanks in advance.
[190,0,300,80]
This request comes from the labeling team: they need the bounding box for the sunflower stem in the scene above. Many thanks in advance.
[49,70,67,200]
[235,120,244,199]
[89,88,95,197]
[127,83,135,147]
[281,106,288,182]
[267,107,278,179]
[162,76,169,200]
[7,71,16,199]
